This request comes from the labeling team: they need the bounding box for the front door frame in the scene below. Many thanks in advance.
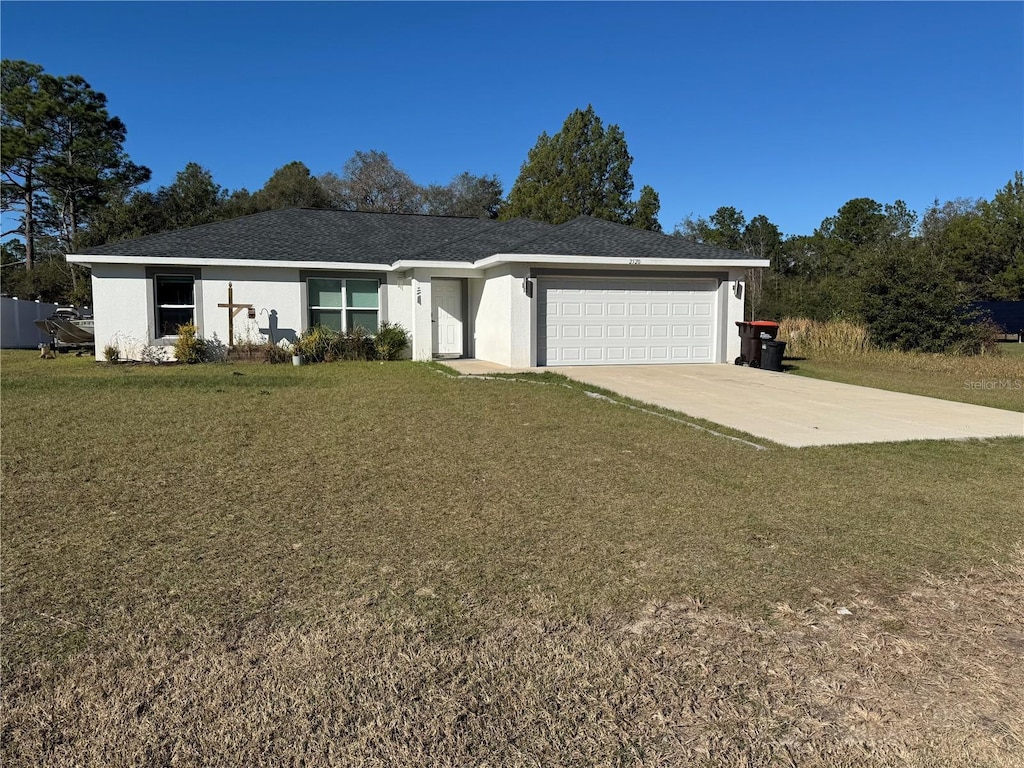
[431,277,468,358]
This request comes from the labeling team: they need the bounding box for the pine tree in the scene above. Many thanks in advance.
[631,185,662,232]
[2,60,55,270]
[2,59,149,268]
[503,106,634,225]
[158,163,225,229]
[39,74,150,254]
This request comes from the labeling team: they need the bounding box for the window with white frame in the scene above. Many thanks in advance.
[155,275,196,336]
[308,278,380,333]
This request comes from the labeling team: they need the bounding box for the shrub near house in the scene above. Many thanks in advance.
[172,324,209,364]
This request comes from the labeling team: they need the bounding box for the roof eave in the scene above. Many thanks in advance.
[66,254,394,271]
[67,252,770,271]
[390,259,477,270]
[474,253,770,269]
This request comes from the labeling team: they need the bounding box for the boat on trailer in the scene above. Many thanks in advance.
[34,307,95,349]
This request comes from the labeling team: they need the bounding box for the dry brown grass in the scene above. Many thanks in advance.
[4,549,1022,766]
[778,318,873,359]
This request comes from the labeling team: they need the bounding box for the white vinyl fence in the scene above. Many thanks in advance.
[0,297,61,349]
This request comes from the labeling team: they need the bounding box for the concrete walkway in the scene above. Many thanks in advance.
[444,360,1024,447]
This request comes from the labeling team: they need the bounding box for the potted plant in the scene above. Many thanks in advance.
[289,338,304,366]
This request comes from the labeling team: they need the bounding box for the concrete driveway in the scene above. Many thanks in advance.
[447,361,1024,447]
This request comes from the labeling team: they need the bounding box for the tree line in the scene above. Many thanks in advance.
[74,107,664,246]
[3,59,1021,353]
[676,176,1023,352]
[2,60,662,302]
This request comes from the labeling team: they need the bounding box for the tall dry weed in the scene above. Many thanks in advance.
[778,318,873,358]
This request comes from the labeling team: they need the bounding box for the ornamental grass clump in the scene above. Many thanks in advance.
[262,343,291,364]
[292,325,337,363]
[291,323,400,363]
[373,321,410,361]
[339,326,373,361]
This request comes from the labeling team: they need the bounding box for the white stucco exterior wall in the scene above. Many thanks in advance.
[409,270,434,362]
[507,263,535,367]
[725,268,747,362]
[474,269,509,365]
[92,265,405,361]
[90,263,150,360]
[473,266,513,366]
[384,275,413,354]
[198,266,304,348]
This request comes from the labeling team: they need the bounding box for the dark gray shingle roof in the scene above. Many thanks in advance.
[504,216,753,260]
[75,208,753,264]
[79,208,489,264]
[408,218,556,262]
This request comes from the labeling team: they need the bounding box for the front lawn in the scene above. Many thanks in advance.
[788,346,1024,412]
[2,351,1021,766]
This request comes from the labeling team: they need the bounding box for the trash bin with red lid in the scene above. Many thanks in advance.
[735,320,780,367]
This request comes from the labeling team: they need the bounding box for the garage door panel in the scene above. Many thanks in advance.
[540,277,718,366]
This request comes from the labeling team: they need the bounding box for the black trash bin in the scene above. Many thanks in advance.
[735,321,780,367]
[760,339,787,372]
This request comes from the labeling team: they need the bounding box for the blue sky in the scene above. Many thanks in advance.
[2,1,1021,237]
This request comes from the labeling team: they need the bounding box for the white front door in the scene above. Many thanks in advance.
[431,279,464,357]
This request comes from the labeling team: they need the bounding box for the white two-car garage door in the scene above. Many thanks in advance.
[539,277,719,365]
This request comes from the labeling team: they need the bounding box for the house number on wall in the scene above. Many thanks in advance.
[628,259,641,265]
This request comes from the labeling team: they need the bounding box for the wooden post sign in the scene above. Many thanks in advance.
[217,282,254,349]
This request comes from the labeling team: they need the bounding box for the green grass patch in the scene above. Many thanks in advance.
[787,347,1024,411]
[4,350,1020,653]
[3,351,1022,765]
[997,340,1024,357]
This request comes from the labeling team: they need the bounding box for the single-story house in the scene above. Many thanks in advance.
[67,208,768,366]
